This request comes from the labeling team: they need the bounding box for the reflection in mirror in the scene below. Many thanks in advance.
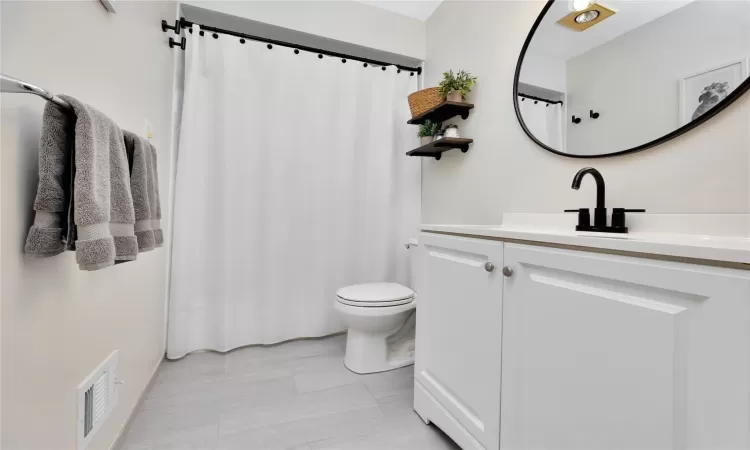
[517,0,750,157]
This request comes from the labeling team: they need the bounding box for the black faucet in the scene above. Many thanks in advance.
[571,167,607,229]
[566,167,645,233]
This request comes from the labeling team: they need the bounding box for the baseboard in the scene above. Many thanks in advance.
[414,379,485,450]
[109,355,164,450]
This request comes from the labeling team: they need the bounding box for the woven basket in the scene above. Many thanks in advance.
[408,87,442,118]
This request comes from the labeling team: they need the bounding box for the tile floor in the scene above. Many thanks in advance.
[118,334,461,450]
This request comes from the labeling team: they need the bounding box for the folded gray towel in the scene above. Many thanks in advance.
[25,102,74,256]
[25,95,138,270]
[123,131,156,252]
[147,141,164,247]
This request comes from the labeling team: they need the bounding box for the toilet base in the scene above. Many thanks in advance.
[343,311,416,374]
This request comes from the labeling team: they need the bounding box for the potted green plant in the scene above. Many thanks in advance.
[418,119,441,146]
[438,70,478,102]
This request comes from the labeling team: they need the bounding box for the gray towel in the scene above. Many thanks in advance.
[148,141,164,247]
[25,102,74,256]
[25,95,138,270]
[123,131,156,252]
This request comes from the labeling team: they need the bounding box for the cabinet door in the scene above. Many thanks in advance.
[415,233,504,450]
[501,243,750,450]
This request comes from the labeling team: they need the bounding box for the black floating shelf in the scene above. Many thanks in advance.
[407,101,475,125]
[406,138,474,160]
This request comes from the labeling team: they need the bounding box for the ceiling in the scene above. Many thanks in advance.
[354,0,443,21]
[536,0,696,60]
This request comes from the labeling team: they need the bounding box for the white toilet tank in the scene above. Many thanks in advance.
[407,237,423,296]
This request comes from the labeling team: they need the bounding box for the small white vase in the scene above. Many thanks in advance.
[447,91,463,103]
[420,136,433,146]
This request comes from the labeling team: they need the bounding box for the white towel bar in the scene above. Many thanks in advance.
[1,73,72,111]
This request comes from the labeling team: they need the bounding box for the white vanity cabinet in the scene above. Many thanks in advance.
[501,243,750,450]
[415,232,750,450]
[414,233,505,450]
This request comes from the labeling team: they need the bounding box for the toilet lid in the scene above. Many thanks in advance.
[336,283,414,304]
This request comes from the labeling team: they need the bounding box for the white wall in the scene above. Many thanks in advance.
[566,0,750,155]
[519,49,566,94]
[423,0,750,224]
[183,0,426,59]
[0,2,176,450]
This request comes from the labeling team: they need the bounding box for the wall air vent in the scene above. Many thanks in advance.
[77,351,120,450]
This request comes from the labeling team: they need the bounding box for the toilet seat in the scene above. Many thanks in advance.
[336,283,414,308]
[337,297,414,307]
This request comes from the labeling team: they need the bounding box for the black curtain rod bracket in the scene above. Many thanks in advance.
[168,17,422,74]
[161,19,180,34]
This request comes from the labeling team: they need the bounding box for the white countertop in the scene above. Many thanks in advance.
[421,214,750,265]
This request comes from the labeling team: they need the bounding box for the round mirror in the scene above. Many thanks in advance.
[514,0,750,158]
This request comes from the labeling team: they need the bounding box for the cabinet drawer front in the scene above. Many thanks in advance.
[501,243,750,450]
[416,233,504,450]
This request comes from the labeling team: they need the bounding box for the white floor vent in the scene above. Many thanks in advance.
[77,351,120,450]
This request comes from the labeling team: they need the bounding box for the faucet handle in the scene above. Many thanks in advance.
[611,208,646,230]
[564,208,592,231]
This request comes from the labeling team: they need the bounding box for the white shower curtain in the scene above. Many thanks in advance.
[167,27,420,359]
[519,97,563,150]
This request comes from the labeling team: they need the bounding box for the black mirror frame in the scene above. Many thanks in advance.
[513,0,750,159]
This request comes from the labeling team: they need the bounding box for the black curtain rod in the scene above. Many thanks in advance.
[169,18,422,75]
[518,92,563,105]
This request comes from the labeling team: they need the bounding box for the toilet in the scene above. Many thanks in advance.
[335,242,419,374]
[335,283,417,374]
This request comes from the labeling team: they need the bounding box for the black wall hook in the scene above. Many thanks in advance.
[590,110,600,119]
[169,37,186,51]
[161,20,180,34]
[572,115,581,124]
